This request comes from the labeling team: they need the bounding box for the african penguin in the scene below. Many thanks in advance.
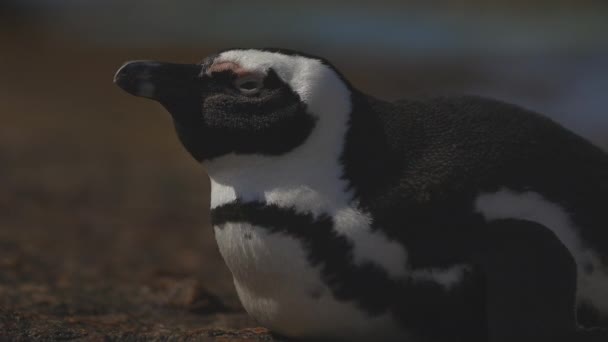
[114,48,608,342]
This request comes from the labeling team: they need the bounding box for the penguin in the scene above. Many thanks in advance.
[114,48,608,342]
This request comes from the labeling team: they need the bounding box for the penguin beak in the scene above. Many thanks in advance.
[114,61,202,102]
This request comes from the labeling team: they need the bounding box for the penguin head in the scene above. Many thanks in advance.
[114,49,352,165]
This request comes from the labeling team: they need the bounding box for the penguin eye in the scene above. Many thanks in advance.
[235,75,263,95]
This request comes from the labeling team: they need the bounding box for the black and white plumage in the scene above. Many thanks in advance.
[115,49,608,342]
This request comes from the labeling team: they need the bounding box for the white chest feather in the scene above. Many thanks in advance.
[213,222,409,341]
[209,168,412,340]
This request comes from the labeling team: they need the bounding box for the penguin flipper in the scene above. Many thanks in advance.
[472,218,578,342]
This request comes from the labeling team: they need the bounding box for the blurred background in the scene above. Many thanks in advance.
[1,1,606,340]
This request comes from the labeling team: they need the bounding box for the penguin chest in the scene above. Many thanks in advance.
[213,222,324,321]
[212,221,408,341]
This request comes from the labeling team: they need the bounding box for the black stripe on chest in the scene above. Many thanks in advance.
[211,200,486,340]
[212,200,396,313]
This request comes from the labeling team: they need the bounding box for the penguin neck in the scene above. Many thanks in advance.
[205,92,355,218]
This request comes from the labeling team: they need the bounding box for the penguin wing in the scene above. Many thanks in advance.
[366,94,608,266]
[472,218,579,340]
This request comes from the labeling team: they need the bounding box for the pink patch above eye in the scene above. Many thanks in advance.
[208,61,252,77]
